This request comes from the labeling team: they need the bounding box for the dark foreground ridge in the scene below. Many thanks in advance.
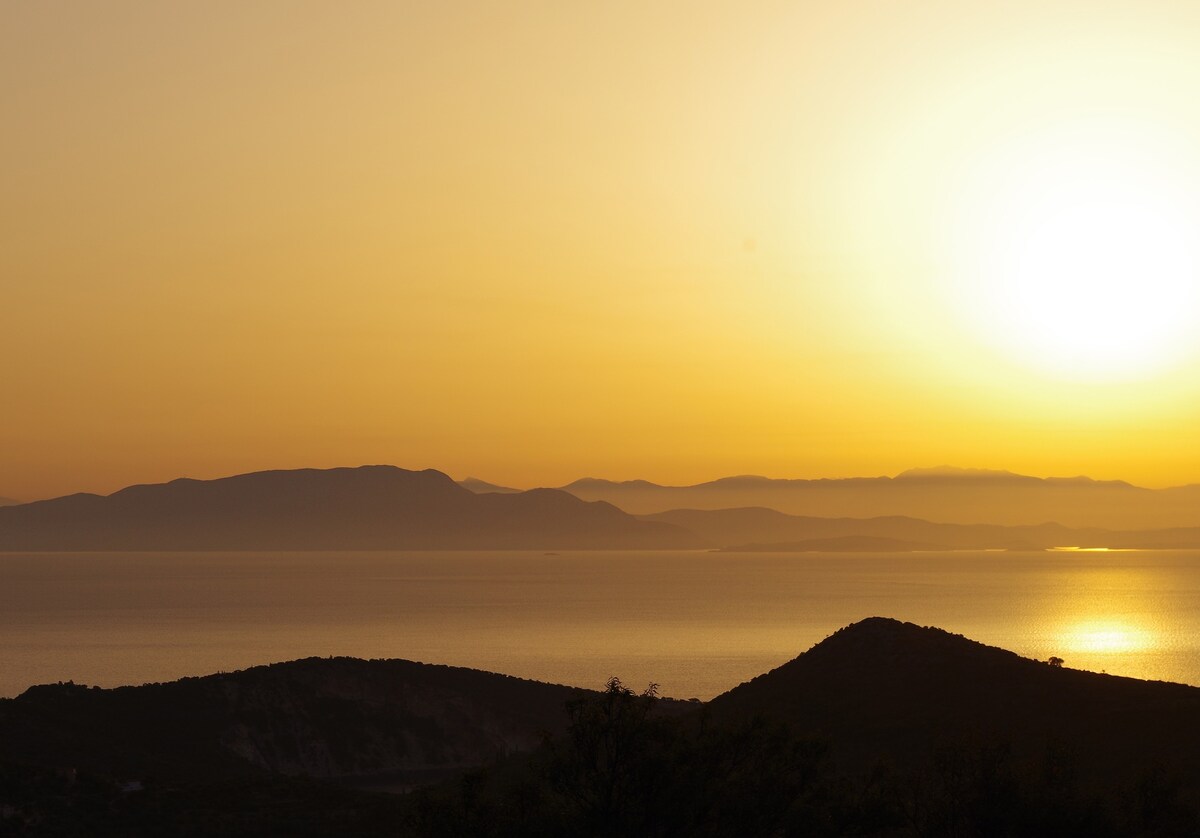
[711,617,1200,780]
[0,657,594,787]
[0,465,699,550]
[4,619,1200,835]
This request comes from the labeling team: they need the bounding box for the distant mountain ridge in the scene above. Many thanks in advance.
[559,466,1200,529]
[7,465,1200,551]
[457,477,521,494]
[0,466,699,551]
[647,507,1075,551]
[645,506,1200,550]
[724,535,946,552]
[0,497,17,507]
[895,465,1135,487]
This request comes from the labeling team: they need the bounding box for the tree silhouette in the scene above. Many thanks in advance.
[546,677,666,834]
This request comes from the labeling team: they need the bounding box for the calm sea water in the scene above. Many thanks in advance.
[2,550,1198,700]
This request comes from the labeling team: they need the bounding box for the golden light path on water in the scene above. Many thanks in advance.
[3,551,1199,700]
[1061,620,1154,655]
[1043,564,1168,678]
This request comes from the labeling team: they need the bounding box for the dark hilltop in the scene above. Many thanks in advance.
[4,618,1199,836]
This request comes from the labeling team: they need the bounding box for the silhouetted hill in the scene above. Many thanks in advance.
[0,466,701,550]
[647,507,1088,550]
[8,625,1200,834]
[10,466,1198,551]
[709,618,1200,786]
[647,506,1200,550]
[564,466,1200,528]
[895,466,1133,488]
[563,477,663,491]
[0,497,17,507]
[725,535,944,552]
[0,657,591,786]
[457,477,521,494]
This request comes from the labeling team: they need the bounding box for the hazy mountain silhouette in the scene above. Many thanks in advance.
[563,466,1200,529]
[0,496,18,506]
[457,477,521,494]
[1101,525,1200,549]
[649,506,1200,551]
[725,535,945,552]
[0,466,700,550]
[8,464,1200,551]
[709,617,1200,785]
[647,507,1084,550]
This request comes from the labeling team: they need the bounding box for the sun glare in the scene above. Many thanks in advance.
[1062,619,1153,655]
[946,125,1200,380]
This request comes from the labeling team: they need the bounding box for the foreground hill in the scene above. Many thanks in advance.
[710,617,1200,787]
[564,466,1200,529]
[0,466,699,550]
[0,657,590,787]
[6,623,1200,835]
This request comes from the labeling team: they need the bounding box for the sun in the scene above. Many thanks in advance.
[945,125,1200,380]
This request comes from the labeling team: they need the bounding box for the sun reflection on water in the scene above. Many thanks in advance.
[1061,619,1154,655]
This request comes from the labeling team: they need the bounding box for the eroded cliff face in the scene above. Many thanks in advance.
[1,657,589,783]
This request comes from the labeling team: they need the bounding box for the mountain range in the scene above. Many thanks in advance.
[644,506,1200,551]
[0,466,698,551]
[6,464,1200,551]
[550,466,1200,529]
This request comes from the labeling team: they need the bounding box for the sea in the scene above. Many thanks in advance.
[2,550,1198,700]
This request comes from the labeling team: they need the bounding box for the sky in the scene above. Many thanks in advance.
[7,1,1200,501]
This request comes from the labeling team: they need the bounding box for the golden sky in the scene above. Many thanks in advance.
[6,1,1200,500]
